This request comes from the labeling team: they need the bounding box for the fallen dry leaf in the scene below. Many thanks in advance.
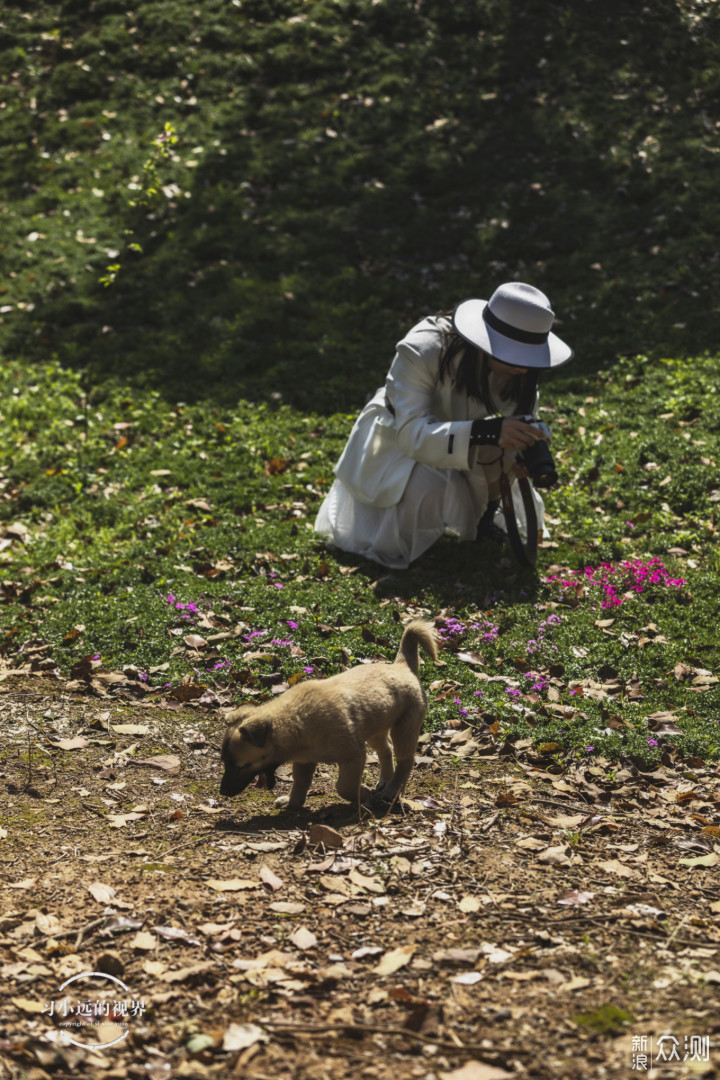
[160,962,215,983]
[206,878,259,892]
[516,836,548,852]
[679,853,719,868]
[538,845,571,865]
[440,1062,514,1080]
[348,867,385,894]
[53,736,89,751]
[557,890,594,906]
[451,972,484,986]
[134,755,181,774]
[375,944,416,976]
[131,931,157,951]
[599,860,639,879]
[11,997,47,1015]
[558,976,592,992]
[260,866,284,891]
[222,1022,268,1052]
[269,901,306,915]
[8,878,36,889]
[87,881,117,904]
[308,823,344,848]
[290,926,317,951]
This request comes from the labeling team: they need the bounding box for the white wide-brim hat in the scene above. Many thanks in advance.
[452,282,573,369]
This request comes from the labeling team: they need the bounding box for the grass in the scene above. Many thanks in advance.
[1,348,718,767]
[1,1,719,768]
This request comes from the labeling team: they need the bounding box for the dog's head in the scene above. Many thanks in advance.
[220,711,279,797]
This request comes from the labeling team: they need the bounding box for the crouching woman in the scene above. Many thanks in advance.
[314,282,573,569]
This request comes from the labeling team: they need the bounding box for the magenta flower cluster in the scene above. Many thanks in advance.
[469,617,500,643]
[526,612,562,656]
[437,617,467,642]
[546,559,685,609]
[166,593,202,620]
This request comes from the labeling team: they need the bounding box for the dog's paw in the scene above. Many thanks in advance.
[274,795,291,809]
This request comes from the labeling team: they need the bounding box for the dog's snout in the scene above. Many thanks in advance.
[220,764,256,798]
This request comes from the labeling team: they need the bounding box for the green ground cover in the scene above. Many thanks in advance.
[1,1,719,767]
[1,349,718,765]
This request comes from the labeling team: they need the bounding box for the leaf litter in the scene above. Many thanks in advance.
[0,678,719,1079]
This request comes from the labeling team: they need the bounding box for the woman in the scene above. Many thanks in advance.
[314,282,573,569]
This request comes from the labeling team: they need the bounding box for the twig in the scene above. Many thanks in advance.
[17,916,110,950]
[259,1018,528,1060]
[663,913,689,948]
[156,834,212,860]
[621,925,718,950]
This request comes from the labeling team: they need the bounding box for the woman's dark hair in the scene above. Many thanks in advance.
[436,312,539,414]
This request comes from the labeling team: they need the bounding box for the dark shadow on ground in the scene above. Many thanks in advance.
[5,1,718,411]
[324,535,543,612]
[214,797,402,834]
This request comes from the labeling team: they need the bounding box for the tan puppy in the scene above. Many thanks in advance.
[220,620,437,809]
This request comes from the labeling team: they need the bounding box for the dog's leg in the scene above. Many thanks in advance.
[382,708,424,801]
[335,751,369,804]
[367,733,394,795]
[276,762,316,810]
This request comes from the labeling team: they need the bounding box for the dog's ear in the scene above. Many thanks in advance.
[241,717,272,748]
[224,704,256,726]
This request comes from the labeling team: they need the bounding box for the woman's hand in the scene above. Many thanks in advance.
[498,416,546,452]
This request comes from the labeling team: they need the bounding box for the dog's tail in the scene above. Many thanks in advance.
[394,620,438,676]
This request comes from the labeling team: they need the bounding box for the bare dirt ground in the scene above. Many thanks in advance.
[1,675,719,1080]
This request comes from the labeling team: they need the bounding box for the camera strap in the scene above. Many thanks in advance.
[499,471,539,568]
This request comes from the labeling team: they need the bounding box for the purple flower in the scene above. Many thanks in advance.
[286,620,298,629]
[303,666,315,674]
[585,745,595,753]
[647,738,658,746]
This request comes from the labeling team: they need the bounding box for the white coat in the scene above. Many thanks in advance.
[315,315,544,568]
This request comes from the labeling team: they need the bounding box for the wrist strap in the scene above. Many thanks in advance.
[469,417,503,446]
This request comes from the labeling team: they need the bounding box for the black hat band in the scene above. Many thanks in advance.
[483,305,549,345]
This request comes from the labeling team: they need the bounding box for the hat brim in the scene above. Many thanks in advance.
[452,299,573,370]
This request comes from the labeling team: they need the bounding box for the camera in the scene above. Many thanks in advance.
[518,417,558,489]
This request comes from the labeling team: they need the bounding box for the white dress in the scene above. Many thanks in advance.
[314,315,545,569]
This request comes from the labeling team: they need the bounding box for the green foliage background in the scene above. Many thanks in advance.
[0,0,719,767]
[1,0,719,409]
